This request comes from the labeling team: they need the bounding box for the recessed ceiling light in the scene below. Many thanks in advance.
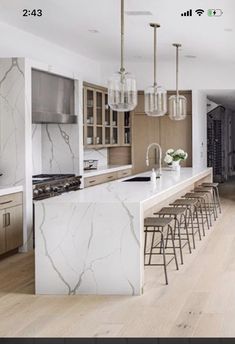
[88,29,99,33]
[125,11,152,16]
[184,55,197,59]
[224,28,233,32]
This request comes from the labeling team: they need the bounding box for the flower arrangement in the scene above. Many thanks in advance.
[164,148,188,166]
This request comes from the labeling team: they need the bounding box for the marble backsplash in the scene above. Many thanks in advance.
[32,123,80,175]
[83,148,108,167]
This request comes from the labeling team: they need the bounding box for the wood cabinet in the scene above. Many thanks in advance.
[83,82,132,148]
[84,168,132,188]
[0,192,23,255]
[132,90,192,174]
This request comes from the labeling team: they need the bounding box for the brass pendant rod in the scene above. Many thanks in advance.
[120,0,125,73]
[150,23,160,87]
[173,43,181,98]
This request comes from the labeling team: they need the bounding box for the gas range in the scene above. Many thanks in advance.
[32,174,82,200]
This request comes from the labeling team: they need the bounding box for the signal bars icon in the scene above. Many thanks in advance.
[181,9,192,16]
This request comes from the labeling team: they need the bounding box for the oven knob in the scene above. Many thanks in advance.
[33,189,39,196]
[45,186,52,192]
[38,188,44,194]
[64,183,70,188]
[53,186,58,192]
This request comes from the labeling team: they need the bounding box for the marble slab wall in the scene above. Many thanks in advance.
[0,58,25,187]
[32,123,80,175]
[41,124,80,174]
[32,124,42,175]
[83,148,108,167]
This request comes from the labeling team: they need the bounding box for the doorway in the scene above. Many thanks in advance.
[206,90,235,183]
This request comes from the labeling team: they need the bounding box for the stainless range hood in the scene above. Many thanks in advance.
[32,69,77,124]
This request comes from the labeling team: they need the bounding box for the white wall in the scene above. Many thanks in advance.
[0,22,101,84]
[100,59,235,91]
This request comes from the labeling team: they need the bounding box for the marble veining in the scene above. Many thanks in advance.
[0,58,25,187]
[35,198,140,295]
[32,123,80,175]
[35,168,212,295]
[42,123,79,174]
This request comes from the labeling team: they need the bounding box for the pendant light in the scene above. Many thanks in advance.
[145,23,167,117]
[108,0,137,112]
[168,43,187,120]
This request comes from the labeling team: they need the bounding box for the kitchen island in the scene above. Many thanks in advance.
[35,167,212,295]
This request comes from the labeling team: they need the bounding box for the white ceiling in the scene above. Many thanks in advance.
[0,0,234,63]
[207,90,235,111]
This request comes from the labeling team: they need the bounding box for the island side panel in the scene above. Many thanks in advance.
[35,200,143,295]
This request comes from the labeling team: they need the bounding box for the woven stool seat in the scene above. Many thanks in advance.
[144,217,173,228]
[154,207,187,216]
[202,182,219,187]
[170,199,197,206]
[184,192,208,198]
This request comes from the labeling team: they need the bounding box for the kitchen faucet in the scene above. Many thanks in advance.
[146,142,162,176]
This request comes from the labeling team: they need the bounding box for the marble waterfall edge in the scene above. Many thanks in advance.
[35,199,142,295]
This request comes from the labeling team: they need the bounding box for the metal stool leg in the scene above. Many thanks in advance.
[149,229,156,265]
[160,230,168,285]
[169,224,179,271]
[181,213,192,254]
[175,217,183,264]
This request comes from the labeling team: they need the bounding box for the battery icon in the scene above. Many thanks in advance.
[208,9,223,16]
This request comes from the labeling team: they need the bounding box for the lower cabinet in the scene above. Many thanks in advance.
[0,192,23,255]
[84,168,132,188]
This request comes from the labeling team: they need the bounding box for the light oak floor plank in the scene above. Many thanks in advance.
[1,179,235,337]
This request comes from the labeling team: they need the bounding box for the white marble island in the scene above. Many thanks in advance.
[35,167,212,295]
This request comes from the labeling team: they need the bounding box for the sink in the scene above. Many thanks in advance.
[123,176,151,182]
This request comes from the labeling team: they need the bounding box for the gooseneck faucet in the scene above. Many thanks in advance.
[146,142,162,176]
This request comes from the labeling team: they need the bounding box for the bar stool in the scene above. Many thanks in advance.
[201,182,221,214]
[182,192,210,232]
[153,207,192,265]
[194,186,217,221]
[169,198,201,249]
[144,217,179,285]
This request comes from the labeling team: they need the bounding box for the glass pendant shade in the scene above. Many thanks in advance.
[168,43,187,120]
[107,0,137,112]
[145,84,167,116]
[108,71,137,111]
[168,95,187,120]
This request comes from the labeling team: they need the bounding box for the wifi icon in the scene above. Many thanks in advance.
[195,9,204,16]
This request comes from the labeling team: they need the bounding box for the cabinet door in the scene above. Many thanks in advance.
[0,210,6,254]
[5,205,23,252]
[132,113,161,174]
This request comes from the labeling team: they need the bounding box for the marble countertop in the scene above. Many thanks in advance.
[83,164,132,177]
[39,167,212,207]
[0,185,23,197]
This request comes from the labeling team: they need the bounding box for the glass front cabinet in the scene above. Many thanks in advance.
[83,83,132,148]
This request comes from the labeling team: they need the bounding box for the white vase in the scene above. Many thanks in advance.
[172,160,181,171]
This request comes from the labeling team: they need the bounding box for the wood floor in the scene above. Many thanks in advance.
[1,180,235,337]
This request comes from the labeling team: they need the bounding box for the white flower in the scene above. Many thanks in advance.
[174,149,185,156]
[173,149,188,161]
[166,148,174,155]
[164,154,173,164]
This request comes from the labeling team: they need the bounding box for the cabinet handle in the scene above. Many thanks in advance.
[3,214,6,227]
[6,213,10,227]
[89,180,96,183]
[107,176,114,179]
[0,200,12,206]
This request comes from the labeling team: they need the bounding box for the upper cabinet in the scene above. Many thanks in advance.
[83,82,132,148]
